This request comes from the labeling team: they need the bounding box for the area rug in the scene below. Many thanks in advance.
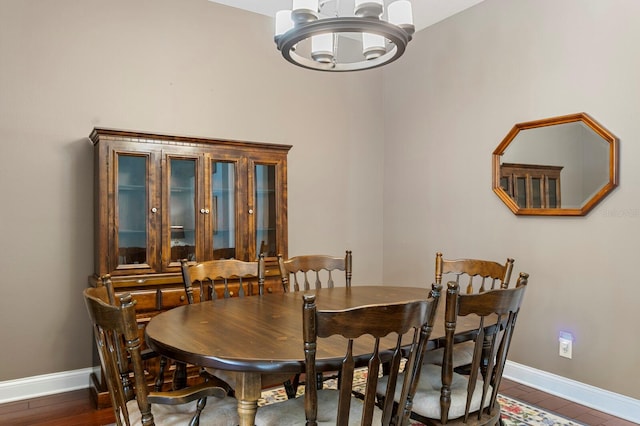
[259,374,585,426]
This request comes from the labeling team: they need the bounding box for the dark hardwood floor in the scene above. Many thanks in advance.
[498,379,635,426]
[0,378,635,425]
[0,388,114,426]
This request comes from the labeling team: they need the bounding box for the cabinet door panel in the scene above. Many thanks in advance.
[165,156,198,267]
[117,155,148,264]
[113,150,161,274]
[210,159,238,260]
[254,163,277,258]
[248,156,287,262]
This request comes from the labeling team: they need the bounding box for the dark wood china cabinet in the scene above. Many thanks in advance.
[88,128,290,407]
[500,162,562,209]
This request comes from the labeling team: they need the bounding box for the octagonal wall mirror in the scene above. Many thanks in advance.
[492,113,619,216]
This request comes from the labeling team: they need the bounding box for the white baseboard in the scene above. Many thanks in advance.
[0,367,99,404]
[1,363,639,424]
[504,360,640,423]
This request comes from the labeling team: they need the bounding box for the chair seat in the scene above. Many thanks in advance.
[377,364,492,421]
[255,389,382,425]
[123,395,239,426]
[423,340,475,367]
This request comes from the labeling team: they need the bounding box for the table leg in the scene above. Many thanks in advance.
[235,372,261,426]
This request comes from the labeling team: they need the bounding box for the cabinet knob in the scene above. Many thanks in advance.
[180,295,185,302]
[151,207,158,213]
[200,208,210,214]
[248,209,254,214]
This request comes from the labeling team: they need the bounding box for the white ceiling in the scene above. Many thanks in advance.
[207,0,485,33]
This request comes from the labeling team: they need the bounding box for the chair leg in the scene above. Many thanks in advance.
[188,397,207,426]
[155,356,168,392]
[173,361,188,390]
[383,361,392,376]
[284,379,297,399]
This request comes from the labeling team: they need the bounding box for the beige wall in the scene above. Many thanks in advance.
[0,0,384,381]
[1,0,638,404]
[382,0,640,399]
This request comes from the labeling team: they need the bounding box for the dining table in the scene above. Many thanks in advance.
[145,285,480,426]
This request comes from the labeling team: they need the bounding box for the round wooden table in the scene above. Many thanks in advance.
[146,286,447,425]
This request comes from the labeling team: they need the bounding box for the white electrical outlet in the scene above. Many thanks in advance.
[559,331,573,359]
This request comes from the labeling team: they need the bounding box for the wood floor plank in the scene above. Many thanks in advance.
[0,379,632,426]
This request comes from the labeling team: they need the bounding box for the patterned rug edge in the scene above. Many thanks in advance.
[497,394,586,426]
[259,381,586,426]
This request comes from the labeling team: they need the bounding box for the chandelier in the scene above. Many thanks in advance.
[274,0,415,72]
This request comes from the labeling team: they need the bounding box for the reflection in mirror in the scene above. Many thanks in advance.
[493,113,618,216]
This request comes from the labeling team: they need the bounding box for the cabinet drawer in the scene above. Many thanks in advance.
[160,288,189,309]
[127,290,158,312]
[118,287,195,312]
[263,281,281,295]
[209,279,282,298]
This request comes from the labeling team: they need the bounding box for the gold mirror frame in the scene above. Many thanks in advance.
[492,113,619,216]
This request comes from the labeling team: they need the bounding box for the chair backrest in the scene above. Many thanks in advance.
[84,285,154,425]
[302,286,441,426]
[435,252,515,294]
[439,273,528,424]
[278,250,352,292]
[181,254,265,302]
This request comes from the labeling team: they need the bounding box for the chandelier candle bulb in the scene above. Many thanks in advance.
[292,0,319,23]
[293,0,318,11]
[311,33,335,63]
[275,10,294,37]
[388,0,415,35]
[362,33,386,60]
[354,0,384,18]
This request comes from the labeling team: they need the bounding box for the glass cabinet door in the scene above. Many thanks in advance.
[515,176,527,208]
[211,161,236,259]
[168,158,197,264]
[254,164,277,258]
[548,178,559,207]
[117,154,149,267]
[531,177,542,208]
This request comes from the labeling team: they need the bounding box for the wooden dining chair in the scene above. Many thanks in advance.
[181,254,266,302]
[385,275,529,425]
[435,252,515,294]
[83,286,239,426]
[98,275,177,393]
[255,287,441,426]
[424,252,515,370]
[180,255,293,395]
[277,250,353,396]
[180,255,262,387]
[277,250,352,292]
